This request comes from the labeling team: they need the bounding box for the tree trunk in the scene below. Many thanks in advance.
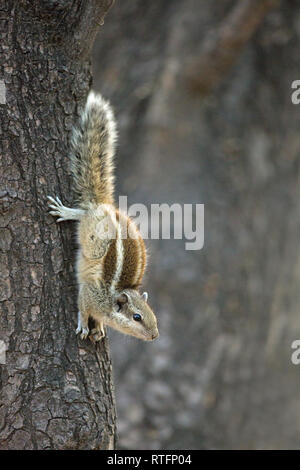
[0,0,116,450]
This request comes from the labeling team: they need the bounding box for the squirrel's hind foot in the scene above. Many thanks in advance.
[47,195,84,222]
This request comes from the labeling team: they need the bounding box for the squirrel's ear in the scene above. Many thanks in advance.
[117,293,128,304]
[142,292,148,302]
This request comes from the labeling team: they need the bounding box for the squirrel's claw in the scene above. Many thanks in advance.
[47,195,63,208]
[47,195,62,205]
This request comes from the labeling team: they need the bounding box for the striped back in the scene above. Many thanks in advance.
[102,208,147,292]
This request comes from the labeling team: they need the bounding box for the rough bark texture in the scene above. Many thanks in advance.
[0,0,116,450]
[93,0,300,449]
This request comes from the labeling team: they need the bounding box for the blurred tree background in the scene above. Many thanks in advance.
[93,0,300,449]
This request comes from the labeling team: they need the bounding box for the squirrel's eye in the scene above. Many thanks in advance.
[133,313,142,322]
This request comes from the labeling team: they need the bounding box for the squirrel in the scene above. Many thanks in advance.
[47,91,159,343]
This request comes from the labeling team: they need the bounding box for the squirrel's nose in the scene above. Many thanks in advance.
[152,331,159,340]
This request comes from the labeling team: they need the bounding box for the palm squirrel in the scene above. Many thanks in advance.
[48,92,159,342]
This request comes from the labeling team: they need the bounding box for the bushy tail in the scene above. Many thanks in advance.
[70,91,117,208]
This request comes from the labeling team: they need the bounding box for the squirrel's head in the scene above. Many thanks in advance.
[108,289,159,341]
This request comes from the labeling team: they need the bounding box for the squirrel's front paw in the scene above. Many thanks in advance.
[76,311,89,340]
[91,326,105,342]
[76,325,89,340]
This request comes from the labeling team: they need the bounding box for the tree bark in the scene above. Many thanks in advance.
[0,0,116,450]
